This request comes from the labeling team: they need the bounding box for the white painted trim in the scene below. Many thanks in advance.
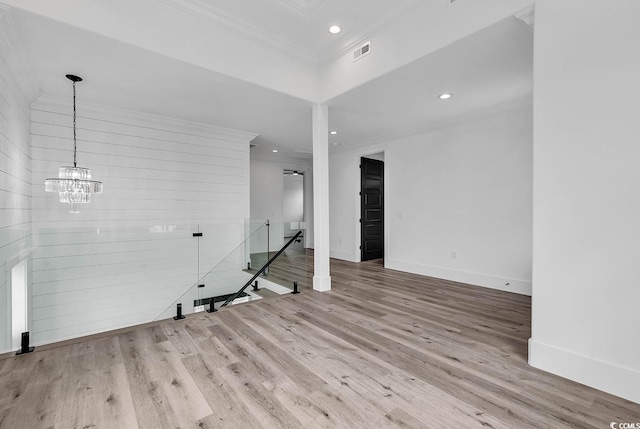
[156,0,317,64]
[312,104,331,290]
[33,96,258,144]
[157,0,425,67]
[319,0,425,62]
[313,275,331,292]
[529,338,640,405]
[385,258,532,296]
[514,5,535,27]
[330,249,357,262]
[271,0,327,17]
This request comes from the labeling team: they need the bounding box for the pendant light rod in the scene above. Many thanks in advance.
[66,74,82,167]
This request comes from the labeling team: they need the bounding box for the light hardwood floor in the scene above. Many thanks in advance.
[1,257,639,428]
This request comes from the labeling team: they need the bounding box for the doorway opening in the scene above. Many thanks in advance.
[11,258,28,351]
[360,154,384,261]
[283,169,305,255]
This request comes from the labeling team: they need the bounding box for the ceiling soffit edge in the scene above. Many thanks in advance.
[250,152,313,165]
[272,0,327,17]
[331,95,533,154]
[156,0,318,64]
[34,94,259,144]
[0,6,41,103]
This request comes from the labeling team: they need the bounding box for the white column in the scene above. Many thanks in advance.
[312,104,331,291]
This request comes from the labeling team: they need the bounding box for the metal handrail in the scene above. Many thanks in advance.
[221,230,303,307]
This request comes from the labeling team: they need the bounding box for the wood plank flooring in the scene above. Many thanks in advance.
[1,257,639,428]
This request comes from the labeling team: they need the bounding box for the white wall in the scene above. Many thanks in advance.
[250,157,284,250]
[0,44,32,353]
[530,0,640,404]
[250,156,313,250]
[283,174,304,236]
[29,98,254,345]
[330,100,533,295]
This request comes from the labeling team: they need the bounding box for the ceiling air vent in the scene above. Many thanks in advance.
[353,41,371,62]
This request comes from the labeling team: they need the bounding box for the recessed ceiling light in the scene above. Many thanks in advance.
[438,93,453,100]
[272,149,278,153]
[330,131,338,135]
[329,25,341,34]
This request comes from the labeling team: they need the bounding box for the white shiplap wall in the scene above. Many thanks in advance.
[0,49,32,352]
[30,99,255,345]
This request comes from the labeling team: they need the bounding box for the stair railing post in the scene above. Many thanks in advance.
[174,303,185,320]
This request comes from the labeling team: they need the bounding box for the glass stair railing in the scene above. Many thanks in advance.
[154,222,310,321]
[14,218,310,352]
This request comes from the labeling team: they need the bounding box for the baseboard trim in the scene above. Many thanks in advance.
[330,249,357,262]
[385,258,531,296]
[313,275,331,292]
[529,338,640,404]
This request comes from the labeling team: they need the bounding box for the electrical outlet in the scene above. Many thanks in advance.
[451,250,457,260]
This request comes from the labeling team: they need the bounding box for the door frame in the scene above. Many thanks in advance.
[354,148,388,263]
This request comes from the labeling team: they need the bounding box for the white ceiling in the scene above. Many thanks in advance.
[157,0,424,62]
[9,3,533,161]
[328,17,533,147]
[13,10,314,159]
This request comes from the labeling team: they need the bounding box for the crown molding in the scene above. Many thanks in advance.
[514,5,535,28]
[34,95,259,144]
[156,0,318,65]
[331,95,533,154]
[156,0,425,67]
[0,4,41,103]
[271,0,327,17]
[320,0,424,63]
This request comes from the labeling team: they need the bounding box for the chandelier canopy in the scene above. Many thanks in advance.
[45,75,103,213]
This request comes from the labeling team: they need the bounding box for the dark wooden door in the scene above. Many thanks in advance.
[360,157,384,261]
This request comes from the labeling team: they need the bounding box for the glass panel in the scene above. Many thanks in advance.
[155,220,269,319]
[30,223,199,345]
[16,218,307,347]
[248,219,269,274]
[259,221,309,294]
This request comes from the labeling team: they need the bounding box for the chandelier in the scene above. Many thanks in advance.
[45,75,103,213]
